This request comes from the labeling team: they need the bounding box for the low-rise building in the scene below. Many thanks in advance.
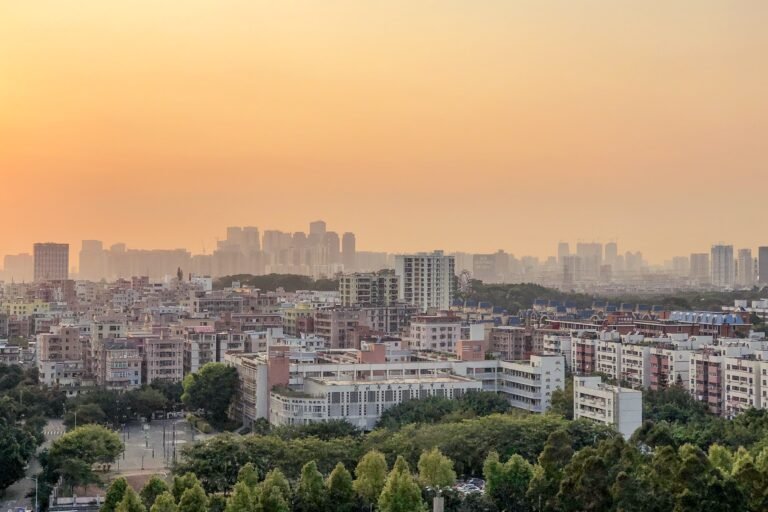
[573,376,642,439]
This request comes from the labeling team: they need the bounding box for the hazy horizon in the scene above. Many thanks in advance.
[3,1,767,264]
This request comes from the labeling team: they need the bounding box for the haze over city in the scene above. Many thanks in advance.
[3,1,768,262]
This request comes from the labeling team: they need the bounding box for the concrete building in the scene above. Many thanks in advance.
[34,243,69,281]
[144,336,184,384]
[342,232,356,271]
[313,308,361,349]
[690,253,710,285]
[489,326,530,361]
[574,376,642,439]
[408,314,462,352]
[182,326,216,374]
[339,270,400,307]
[737,248,755,288]
[270,374,482,429]
[711,244,735,288]
[96,339,142,390]
[394,251,456,311]
[759,247,768,285]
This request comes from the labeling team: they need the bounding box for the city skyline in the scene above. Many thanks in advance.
[3,1,768,263]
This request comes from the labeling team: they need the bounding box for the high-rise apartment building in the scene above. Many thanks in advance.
[2,253,33,282]
[604,242,618,268]
[736,248,754,288]
[394,250,456,311]
[557,242,570,266]
[342,232,356,270]
[710,244,735,288]
[339,270,400,307]
[79,240,106,281]
[33,243,69,281]
[758,247,768,285]
[576,243,602,280]
[690,253,710,284]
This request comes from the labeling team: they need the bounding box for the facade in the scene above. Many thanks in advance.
[710,244,735,288]
[394,251,456,311]
[339,270,400,307]
[34,243,69,281]
[144,336,184,383]
[96,339,142,390]
[759,246,768,285]
[408,314,461,352]
[489,326,530,361]
[313,308,361,349]
[574,376,642,439]
[270,375,482,429]
[737,249,755,288]
[689,253,710,285]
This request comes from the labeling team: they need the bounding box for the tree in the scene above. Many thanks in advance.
[527,429,574,511]
[49,424,122,489]
[225,482,257,512]
[0,419,37,493]
[116,486,147,512]
[64,403,106,429]
[294,461,327,512]
[417,448,456,489]
[326,462,356,512]
[548,379,573,420]
[260,486,290,512]
[707,444,733,476]
[181,363,238,426]
[354,450,389,507]
[140,476,170,510]
[483,452,533,512]
[173,474,202,503]
[378,456,425,512]
[237,463,260,488]
[149,492,178,512]
[177,483,208,512]
[102,477,129,512]
[126,388,168,421]
[259,469,291,505]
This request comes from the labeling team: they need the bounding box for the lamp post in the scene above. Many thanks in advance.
[27,476,38,512]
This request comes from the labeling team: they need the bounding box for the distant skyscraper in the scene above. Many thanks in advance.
[79,240,106,281]
[690,253,710,284]
[604,242,618,268]
[759,247,768,285]
[395,251,456,311]
[34,243,69,281]
[576,242,602,279]
[710,244,735,288]
[342,232,356,270]
[324,231,341,264]
[309,220,326,236]
[736,248,754,288]
[242,226,260,252]
[557,242,570,265]
[2,253,33,282]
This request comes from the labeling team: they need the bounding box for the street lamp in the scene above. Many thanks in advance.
[27,476,38,512]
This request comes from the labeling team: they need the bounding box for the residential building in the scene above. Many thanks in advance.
[339,270,400,307]
[489,326,530,361]
[34,243,69,281]
[759,247,768,285]
[736,248,755,288]
[313,308,361,349]
[711,244,735,288]
[690,253,710,285]
[574,376,642,439]
[408,314,461,352]
[394,251,456,311]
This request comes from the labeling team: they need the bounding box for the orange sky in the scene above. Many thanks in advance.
[2,1,767,264]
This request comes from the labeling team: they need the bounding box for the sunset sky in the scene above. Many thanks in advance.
[2,1,767,265]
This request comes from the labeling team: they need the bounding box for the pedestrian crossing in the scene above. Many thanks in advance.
[44,429,65,437]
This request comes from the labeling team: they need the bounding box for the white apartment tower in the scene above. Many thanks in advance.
[395,251,456,311]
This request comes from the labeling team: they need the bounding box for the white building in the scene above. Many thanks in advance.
[573,376,642,439]
[394,251,456,311]
[711,244,735,288]
[407,314,461,352]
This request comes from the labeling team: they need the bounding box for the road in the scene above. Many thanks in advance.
[114,418,200,472]
[2,419,64,512]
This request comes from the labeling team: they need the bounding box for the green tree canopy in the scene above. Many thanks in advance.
[378,456,425,512]
[326,462,355,512]
[353,450,388,506]
[102,477,129,512]
[149,492,178,512]
[116,486,147,512]
[294,460,326,512]
[417,448,456,489]
[181,363,238,426]
[140,476,170,510]
[177,483,208,512]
